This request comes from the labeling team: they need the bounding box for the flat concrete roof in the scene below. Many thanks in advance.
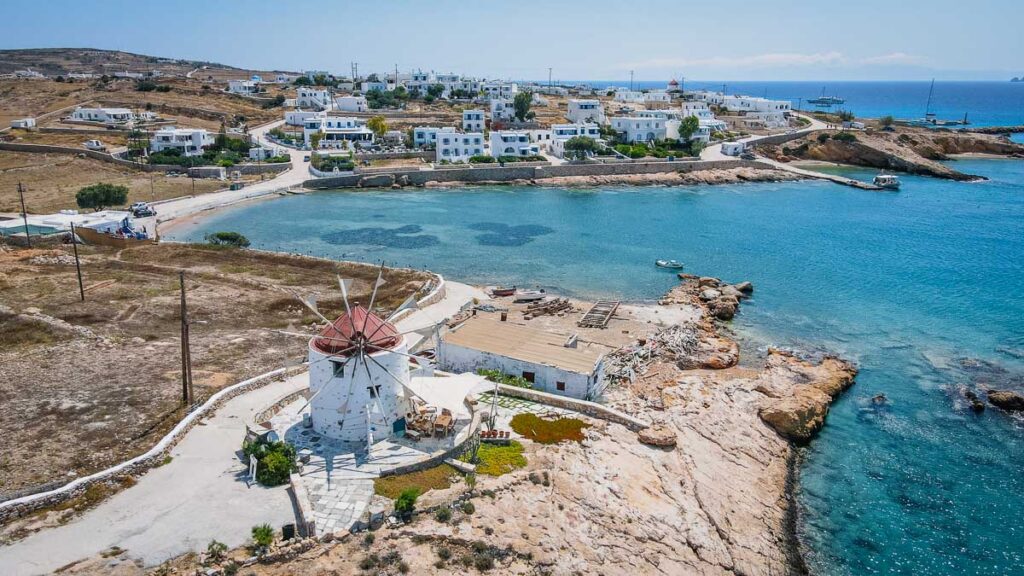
[442,316,612,375]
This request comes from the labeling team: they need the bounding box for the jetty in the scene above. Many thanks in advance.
[760,158,883,190]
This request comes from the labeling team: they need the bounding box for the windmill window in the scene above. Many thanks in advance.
[332,361,345,377]
[367,385,381,398]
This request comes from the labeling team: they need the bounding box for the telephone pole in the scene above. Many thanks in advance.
[70,223,84,301]
[548,67,552,89]
[18,182,31,248]
[179,271,194,406]
[629,70,634,91]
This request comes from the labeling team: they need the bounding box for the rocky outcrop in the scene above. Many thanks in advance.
[357,174,396,188]
[756,350,859,442]
[663,274,753,322]
[534,167,802,188]
[988,390,1024,412]
[637,424,677,447]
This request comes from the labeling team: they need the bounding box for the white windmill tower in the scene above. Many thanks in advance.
[290,266,437,448]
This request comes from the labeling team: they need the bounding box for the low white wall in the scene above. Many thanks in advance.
[438,342,591,399]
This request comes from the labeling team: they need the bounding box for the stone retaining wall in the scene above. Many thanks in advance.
[304,159,769,189]
[495,384,650,430]
[0,142,288,175]
[0,367,301,524]
[354,151,433,161]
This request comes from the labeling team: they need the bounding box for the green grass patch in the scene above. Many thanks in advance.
[510,414,590,444]
[374,464,459,499]
[471,440,527,476]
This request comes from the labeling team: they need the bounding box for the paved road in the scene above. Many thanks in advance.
[1,374,305,575]
[699,112,828,161]
[139,120,310,233]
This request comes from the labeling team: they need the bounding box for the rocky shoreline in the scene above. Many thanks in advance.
[756,126,1024,181]
[420,166,802,189]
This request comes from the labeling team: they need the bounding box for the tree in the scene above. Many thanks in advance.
[293,76,313,86]
[879,115,895,127]
[76,183,128,211]
[367,115,388,138]
[513,91,533,122]
[251,524,274,550]
[394,488,419,520]
[677,116,701,141]
[837,109,855,122]
[562,136,599,160]
[205,231,250,248]
[426,84,445,99]
[310,132,323,150]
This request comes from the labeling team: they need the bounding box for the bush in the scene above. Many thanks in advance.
[435,507,452,523]
[476,369,532,389]
[471,440,527,476]
[362,532,375,546]
[206,539,228,563]
[242,439,295,485]
[817,133,831,143]
[833,131,858,143]
[205,231,250,248]
[474,552,495,571]
[437,547,452,560]
[251,523,274,548]
[462,501,475,515]
[469,155,496,163]
[262,94,286,109]
[509,414,590,444]
[394,488,419,519]
[76,183,128,211]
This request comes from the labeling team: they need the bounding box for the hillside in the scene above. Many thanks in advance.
[0,48,294,79]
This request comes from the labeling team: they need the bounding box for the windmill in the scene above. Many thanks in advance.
[282,263,443,448]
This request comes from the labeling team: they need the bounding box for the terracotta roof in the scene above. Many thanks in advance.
[312,306,400,355]
[442,316,611,375]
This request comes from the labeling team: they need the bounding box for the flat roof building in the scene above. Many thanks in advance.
[438,316,611,400]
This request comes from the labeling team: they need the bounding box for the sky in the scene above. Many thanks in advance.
[2,0,1022,81]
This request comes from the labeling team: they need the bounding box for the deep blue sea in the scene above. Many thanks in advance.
[550,80,1024,128]
[169,157,1024,575]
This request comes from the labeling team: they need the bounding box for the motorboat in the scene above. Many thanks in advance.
[873,173,901,190]
[490,286,516,297]
[655,259,684,270]
[513,290,546,303]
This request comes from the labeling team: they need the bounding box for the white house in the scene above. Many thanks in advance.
[482,82,518,100]
[679,102,728,142]
[70,107,134,124]
[490,98,517,122]
[462,109,485,132]
[10,118,36,129]
[436,131,485,163]
[566,99,606,124]
[362,80,390,93]
[249,146,281,161]
[643,91,672,109]
[549,123,602,158]
[413,126,455,148]
[276,73,299,84]
[611,116,667,143]
[721,141,747,156]
[150,127,214,157]
[285,110,324,126]
[335,95,368,113]
[489,130,539,158]
[303,116,374,148]
[721,96,791,114]
[297,88,332,110]
[227,79,260,95]
[613,90,645,104]
[304,70,329,82]
[438,316,611,400]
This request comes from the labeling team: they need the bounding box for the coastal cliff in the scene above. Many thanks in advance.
[756,126,1024,181]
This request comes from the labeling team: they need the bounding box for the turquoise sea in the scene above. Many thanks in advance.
[169,158,1024,575]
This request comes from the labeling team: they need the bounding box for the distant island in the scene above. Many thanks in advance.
[1013,77,1022,82]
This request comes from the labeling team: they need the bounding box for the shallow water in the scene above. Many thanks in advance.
[170,159,1024,575]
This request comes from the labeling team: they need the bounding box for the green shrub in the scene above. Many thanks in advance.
[251,523,274,548]
[510,414,590,444]
[462,501,475,515]
[474,552,495,571]
[206,539,227,563]
[205,231,250,248]
[817,133,831,143]
[75,183,128,211]
[476,369,532,389]
[469,155,496,163]
[362,532,375,546]
[471,440,527,476]
[242,439,295,486]
[394,488,419,519]
[833,131,858,143]
[435,507,452,523]
[437,547,452,560]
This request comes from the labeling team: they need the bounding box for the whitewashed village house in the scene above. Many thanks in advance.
[150,127,214,157]
[549,123,602,158]
[566,99,606,124]
[611,116,667,143]
[303,116,374,148]
[462,109,485,132]
[70,107,134,124]
[436,131,485,163]
[335,95,369,113]
[489,131,540,158]
[297,88,332,110]
[227,79,260,95]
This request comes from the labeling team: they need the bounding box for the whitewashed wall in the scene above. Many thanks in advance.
[437,341,594,399]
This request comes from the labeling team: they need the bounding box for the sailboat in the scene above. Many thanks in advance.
[905,79,970,127]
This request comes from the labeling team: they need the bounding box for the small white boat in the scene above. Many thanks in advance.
[513,290,546,303]
[873,173,901,190]
[655,259,684,270]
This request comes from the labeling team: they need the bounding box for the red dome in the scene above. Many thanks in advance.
[312,306,401,355]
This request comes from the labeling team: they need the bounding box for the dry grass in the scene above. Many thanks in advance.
[0,151,225,213]
[0,243,431,496]
[6,128,129,148]
[509,414,590,444]
[373,464,460,499]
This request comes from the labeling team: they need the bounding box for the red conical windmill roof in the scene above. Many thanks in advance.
[312,305,401,355]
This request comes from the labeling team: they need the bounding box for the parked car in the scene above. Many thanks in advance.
[303,155,311,162]
[83,139,106,151]
[740,152,757,160]
[130,202,156,217]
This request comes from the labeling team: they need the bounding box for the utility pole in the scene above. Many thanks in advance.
[18,182,31,248]
[630,70,634,91]
[69,223,85,301]
[179,271,194,406]
[548,67,552,89]
[149,171,155,201]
